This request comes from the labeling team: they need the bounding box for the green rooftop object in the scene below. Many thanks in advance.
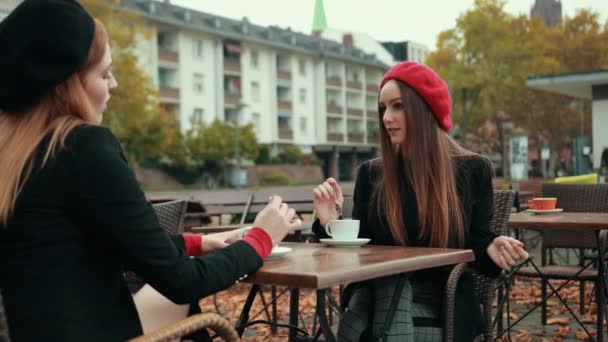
[312,0,327,32]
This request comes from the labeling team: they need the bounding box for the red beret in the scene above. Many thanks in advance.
[380,62,452,132]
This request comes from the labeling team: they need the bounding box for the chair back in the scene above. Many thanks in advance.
[0,291,10,342]
[490,190,516,236]
[540,183,608,250]
[152,200,187,234]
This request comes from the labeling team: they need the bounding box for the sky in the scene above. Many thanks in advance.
[169,0,607,50]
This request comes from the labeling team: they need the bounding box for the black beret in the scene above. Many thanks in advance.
[0,0,95,112]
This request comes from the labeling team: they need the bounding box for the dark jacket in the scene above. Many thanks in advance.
[0,125,261,341]
[313,157,501,341]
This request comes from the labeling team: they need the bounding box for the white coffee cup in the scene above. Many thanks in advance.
[324,219,360,240]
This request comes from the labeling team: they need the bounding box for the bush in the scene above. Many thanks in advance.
[283,145,302,165]
[259,170,292,186]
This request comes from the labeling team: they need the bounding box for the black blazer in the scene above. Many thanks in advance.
[0,125,262,341]
[313,157,501,341]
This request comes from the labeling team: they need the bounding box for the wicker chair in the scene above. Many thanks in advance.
[443,190,515,342]
[151,200,187,235]
[514,183,608,334]
[126,200,188,293]
[0,289,236,342]
[130,313,238,342]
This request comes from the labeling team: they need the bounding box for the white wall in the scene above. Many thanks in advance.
[177,31,217,131]
[593,99,608,167]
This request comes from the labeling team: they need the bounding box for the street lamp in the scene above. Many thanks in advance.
[230,99,247,188]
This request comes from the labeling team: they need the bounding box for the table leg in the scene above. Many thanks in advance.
[236,284,260,337]
[315,289,337,342]
[289,288,300,341]
[272,286,278,334]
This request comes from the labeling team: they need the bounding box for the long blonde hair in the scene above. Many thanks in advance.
[0,19,108,225]
[373,80,476,248]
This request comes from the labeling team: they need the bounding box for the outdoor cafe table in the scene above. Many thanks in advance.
[507,212,608,341]
[236,242,475,342]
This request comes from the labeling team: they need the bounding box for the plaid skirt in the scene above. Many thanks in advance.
[337,274,442,342]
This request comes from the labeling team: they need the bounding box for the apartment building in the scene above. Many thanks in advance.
[122,0,389,180]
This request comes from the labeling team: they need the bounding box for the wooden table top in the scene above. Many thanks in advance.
[246,243,475,289]
[508,212,608,230]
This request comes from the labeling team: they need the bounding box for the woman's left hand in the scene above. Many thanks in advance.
[202,228,248,254]
[486,236,529,271]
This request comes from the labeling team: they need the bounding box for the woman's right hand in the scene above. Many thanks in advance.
[252,195,301,245]
[313,177,343,226]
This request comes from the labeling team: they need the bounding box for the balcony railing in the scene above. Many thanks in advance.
[158,48,179,63]
[279,127,293,140]
[326,78,342,87]
[278,100,292,111]
[326,105,343,115]
[346,80,363,90]
[347,108,363,117]
[159,86,180,101]
[348,135,364,143]
[224,60,241,74]
[277,71,292,81]
[224,94,240,107]
[327,133,344,142]
[366,84,377,92]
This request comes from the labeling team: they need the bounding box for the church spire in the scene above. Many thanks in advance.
[311,0,327,35]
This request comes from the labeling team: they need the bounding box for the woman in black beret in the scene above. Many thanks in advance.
[0,1,300,341]
[311,62,529,341]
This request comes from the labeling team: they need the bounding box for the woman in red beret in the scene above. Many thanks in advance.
[312,61,528,341]
[0,1,299,341]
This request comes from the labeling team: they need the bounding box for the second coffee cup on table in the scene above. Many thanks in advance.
[324,219,360,240]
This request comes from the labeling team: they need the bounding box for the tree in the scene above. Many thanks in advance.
[81,0,180,164]
[185,119,260,184]
[427,0,606,154]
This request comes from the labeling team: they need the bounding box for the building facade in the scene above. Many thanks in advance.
[122,0,388,180]
[382,41,430,64]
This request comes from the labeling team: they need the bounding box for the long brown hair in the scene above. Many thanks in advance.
[373,80,475,248]
[0,19,108,225]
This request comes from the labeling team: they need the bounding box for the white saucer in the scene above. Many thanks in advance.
[527,208,564,214]
[320,238,371,247]
[266,246,292,260]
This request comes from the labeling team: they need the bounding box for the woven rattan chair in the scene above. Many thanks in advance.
[514,183,608,335]
[443,190,515,342]
[0,292,9,342]
[151,200,187,235]
[126,200,188,293]
[129,313,238,342]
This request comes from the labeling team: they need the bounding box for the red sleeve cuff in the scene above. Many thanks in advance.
[183,233,203,257]
[242,227,273,259]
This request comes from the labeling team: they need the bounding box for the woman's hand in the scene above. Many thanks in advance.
[252,195,301,245]
[201,229,245,254]
[486,236,529,271]
[313,177,344,226]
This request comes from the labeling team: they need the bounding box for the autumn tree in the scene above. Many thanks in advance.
[427,0,607,155]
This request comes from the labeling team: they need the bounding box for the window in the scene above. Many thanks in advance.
[252,112,261,129]
[251,81,260,102]
[192,39,203,58]
[300,117,307,134]
[193,73,204,94]
[299,59,306,76]
[250,50,259,69]
[193,108,204,123]
[299,88,306,104]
